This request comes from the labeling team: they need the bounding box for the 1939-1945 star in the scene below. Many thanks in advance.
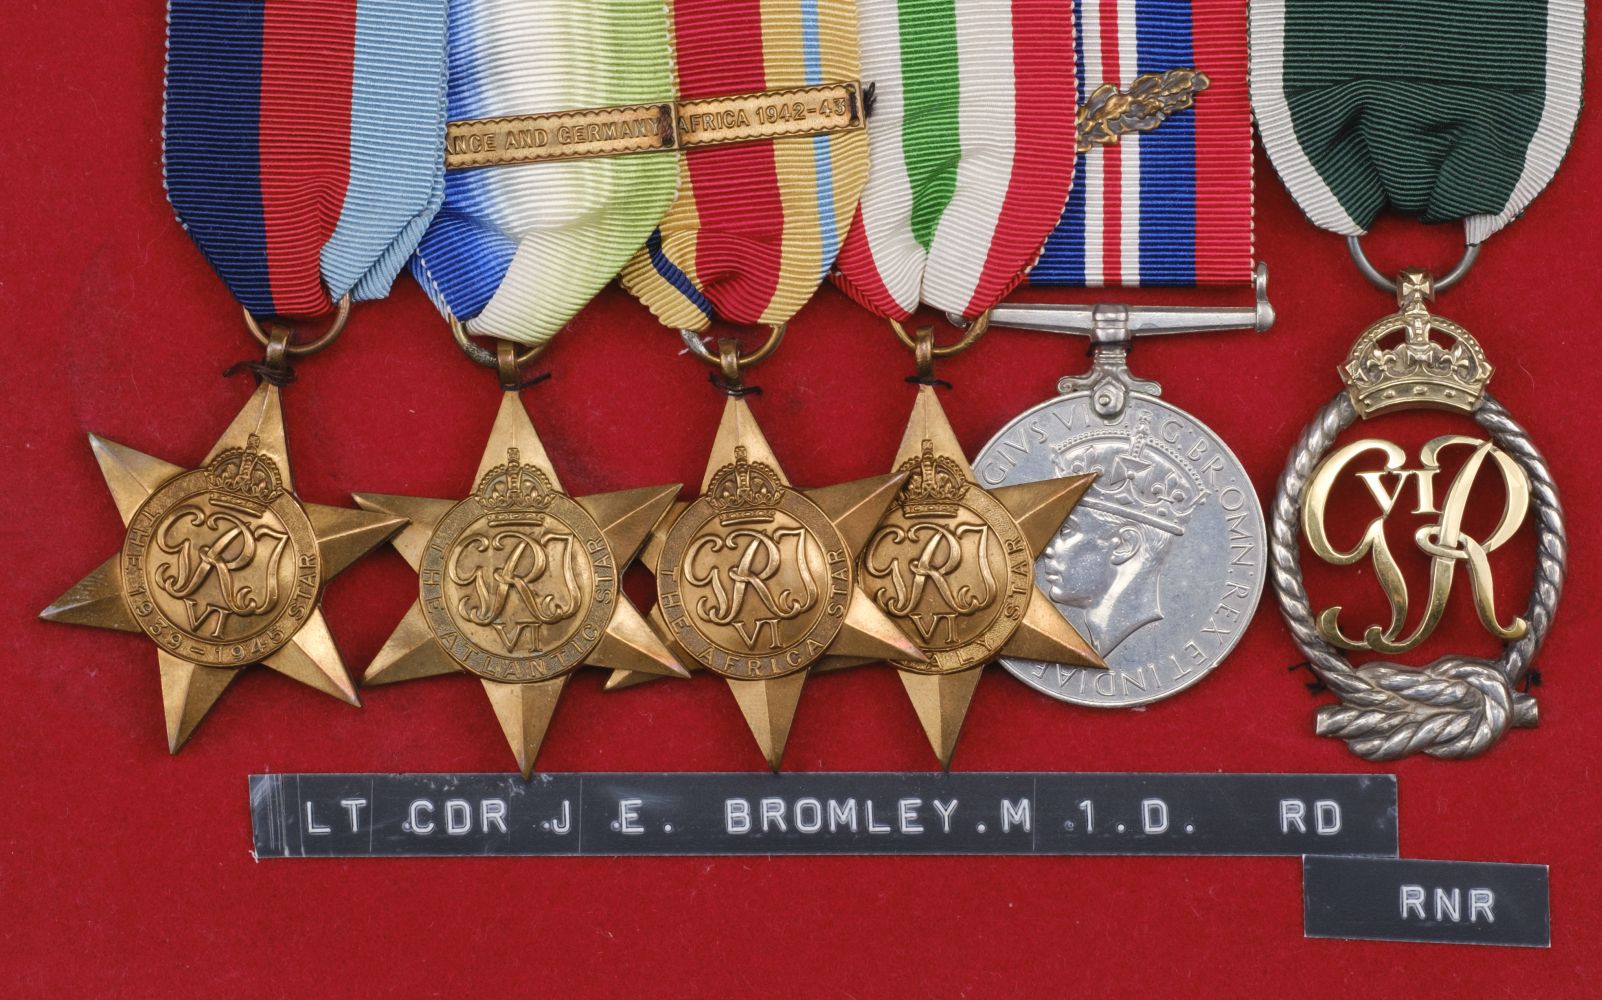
[41,383,406,751]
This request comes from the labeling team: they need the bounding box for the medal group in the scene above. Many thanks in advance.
[44,0,1578,776]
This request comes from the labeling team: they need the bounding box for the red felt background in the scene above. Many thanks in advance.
[3,7,1599,998]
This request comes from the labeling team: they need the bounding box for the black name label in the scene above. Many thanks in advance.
[1304,856,1550,948]
[250,772,1396,858]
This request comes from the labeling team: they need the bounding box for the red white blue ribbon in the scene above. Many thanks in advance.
[1031,0,1253,287]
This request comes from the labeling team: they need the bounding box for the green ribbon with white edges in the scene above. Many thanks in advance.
[1251,0,1584,244]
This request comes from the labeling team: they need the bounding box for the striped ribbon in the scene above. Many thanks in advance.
[1251,0,1584,245]
[164,0,450,319]
[832,0,1080,321]
[1032,0,1254,287]
[411,0,681,347]
[620,0,870,332]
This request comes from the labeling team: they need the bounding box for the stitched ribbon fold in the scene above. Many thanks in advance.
[164,0,450,319]
[620,0,870,331]
[1032,0,1254,288]
[833,0,1080,320]
[1251,0,1585,244]
[411,0,681,347]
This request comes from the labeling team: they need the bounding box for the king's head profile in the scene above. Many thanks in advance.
[1041,417,1208,655]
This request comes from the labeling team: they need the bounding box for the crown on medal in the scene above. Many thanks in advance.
[706,446,785,526]
[476,448,557,526]
[204,435,285,513]
[894,440,970,520]
[1341,278,1492,417]
[1053,415,1204,536]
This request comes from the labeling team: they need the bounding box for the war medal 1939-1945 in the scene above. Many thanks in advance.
[1253,0,1577,759]
[972,0,1266,709]
[40,0,449,750]
[975,285,1271,709]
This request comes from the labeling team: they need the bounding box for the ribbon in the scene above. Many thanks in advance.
[1251,0,1585,244]
[832,0,1080,321]
[1033,0,1254,288]
[411,0,681,347]
[164,0,450,319]
[620,0,870,331]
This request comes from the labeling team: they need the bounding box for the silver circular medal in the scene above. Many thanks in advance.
[974,350,1265,708]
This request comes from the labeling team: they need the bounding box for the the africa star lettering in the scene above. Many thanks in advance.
[1303,434,1531,653]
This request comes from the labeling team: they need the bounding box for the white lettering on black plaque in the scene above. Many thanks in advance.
[1303,856,1550,948]
[250,773,1397,858]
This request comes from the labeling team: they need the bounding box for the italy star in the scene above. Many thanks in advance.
[40,382,406,752]
[353,392,690,776]
[865,384,1108,766]
[608,395,928,770]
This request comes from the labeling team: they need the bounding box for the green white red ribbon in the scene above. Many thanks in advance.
[832,0,1080,321]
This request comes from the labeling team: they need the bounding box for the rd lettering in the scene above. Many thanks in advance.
[1278,798,1343,836]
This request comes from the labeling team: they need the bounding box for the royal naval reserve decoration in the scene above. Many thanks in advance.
[979,0,1266,709]
[1253,0,1577,759]
[829,0,1109,764]
[356,0,689,775]
[40,0,449,750]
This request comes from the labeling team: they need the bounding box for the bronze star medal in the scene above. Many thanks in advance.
[353,393,689,775]
[40,383,405,751]
[612,396,927,769]
[864,385,1107,765]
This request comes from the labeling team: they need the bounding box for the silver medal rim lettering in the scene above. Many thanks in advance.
[975,390,1265,708]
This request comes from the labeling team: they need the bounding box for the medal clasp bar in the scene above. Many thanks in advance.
[975,262,1273,340]
[973,264,1273,418]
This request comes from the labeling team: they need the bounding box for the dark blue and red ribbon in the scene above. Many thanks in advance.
[164,0,449,318]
